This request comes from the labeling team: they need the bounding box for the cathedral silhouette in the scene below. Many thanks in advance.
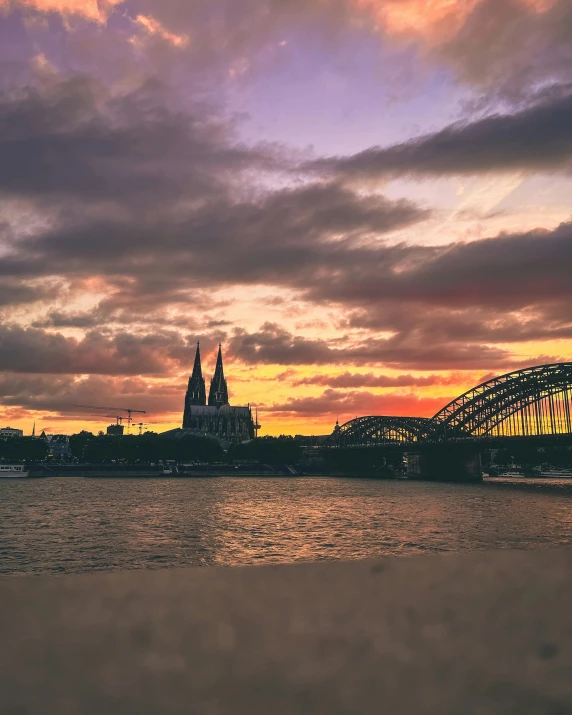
[181,343,255,443]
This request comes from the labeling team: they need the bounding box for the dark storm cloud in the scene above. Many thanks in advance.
[7,75,572,328]
[11,211,572,337]
[311,92,572,180]
[301,221,572,314]
[345,303,572,346]
[0,324,203,374]
[1,181,427,287]
[230,324,335,366]
[440,0,572,97]
[8,304,546,378]
[0,373,184,416]
[229,322,514,370]
[2,73,572,376]
[0,75,429,299]
[0,75,277,204]
[32,311,107,329]
[0,278,60,307]
[32,284,227,331]
[7,190,572,364]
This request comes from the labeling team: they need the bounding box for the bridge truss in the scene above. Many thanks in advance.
[429,363,572,440]
[327,363,572,446]
[331,416,431,447]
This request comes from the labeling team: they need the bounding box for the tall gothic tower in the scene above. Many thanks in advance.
[208,344,229,407]
[186,343,206,406]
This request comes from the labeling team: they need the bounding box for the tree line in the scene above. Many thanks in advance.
[0,433,303,465]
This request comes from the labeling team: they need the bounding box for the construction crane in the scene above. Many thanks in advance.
[254,407,261,438]
[133,422,166,436]
[74,404,146,430]
[86,414,126,424]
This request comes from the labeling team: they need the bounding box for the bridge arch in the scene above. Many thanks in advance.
[428,362,572,440]
[328,416,431,447]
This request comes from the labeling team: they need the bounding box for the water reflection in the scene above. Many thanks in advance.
[1,477,572,576]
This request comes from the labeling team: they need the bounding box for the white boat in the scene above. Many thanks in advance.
[540,469,572,478]
[0,464,29,478]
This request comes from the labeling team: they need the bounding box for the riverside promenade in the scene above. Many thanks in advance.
[1,548,572,714]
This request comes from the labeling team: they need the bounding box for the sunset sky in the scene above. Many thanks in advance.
[1,0,571,436]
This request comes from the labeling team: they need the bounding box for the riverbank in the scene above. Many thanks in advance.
[26,469,325,478]
[26,464,293,478]
[1,547,571,714]
[25,464,385,478]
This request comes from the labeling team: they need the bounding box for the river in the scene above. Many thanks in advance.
[2,477,572,576]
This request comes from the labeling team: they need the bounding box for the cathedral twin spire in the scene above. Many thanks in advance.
[186,343,229,408]
[186,342,207,406]
[208,343,229,407]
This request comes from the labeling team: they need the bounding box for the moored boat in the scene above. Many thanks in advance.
[539,468,572,478]
[0,464,29,478]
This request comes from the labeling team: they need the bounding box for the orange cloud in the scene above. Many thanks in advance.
[352,0,558,44]
[0,0,122,23]
[134,14,189,47]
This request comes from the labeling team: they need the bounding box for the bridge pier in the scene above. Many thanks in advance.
[407,445,482,483]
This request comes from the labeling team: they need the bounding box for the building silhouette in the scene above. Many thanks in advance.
[0,427,24,439]
[180,343,254,443]
[37,432,71,456]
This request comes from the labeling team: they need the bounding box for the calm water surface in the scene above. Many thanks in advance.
[2,477,572,576]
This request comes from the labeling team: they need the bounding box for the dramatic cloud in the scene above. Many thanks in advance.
[0,373,183,418]
[345,304,572,352]
[0,324,204,375]
[312,92,572,180]
[301,221,572,316]
[350,0,572,97]
[353,0,557,45]
[4,80,570,325]
[291,371,470,388]
[0,278,61,307]
[229,322,516,370]
[2,0,572,432]
[0,0,122,23]
[134,14,189,46]
[13,216,572,336]
[2,72,572,378]
[0,184,428,298]
[0,75,278,205]
[439,0,572,94]
[267,388,451,419]
[4,0,569,99]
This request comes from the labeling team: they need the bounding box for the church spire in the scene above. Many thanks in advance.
[192,342,203,380]
[185,342,206,408]
[208,343,229,407]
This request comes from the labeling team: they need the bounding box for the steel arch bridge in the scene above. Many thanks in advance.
[429,362,572,441]
[330,416,432,447]
[327,362,572,446]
